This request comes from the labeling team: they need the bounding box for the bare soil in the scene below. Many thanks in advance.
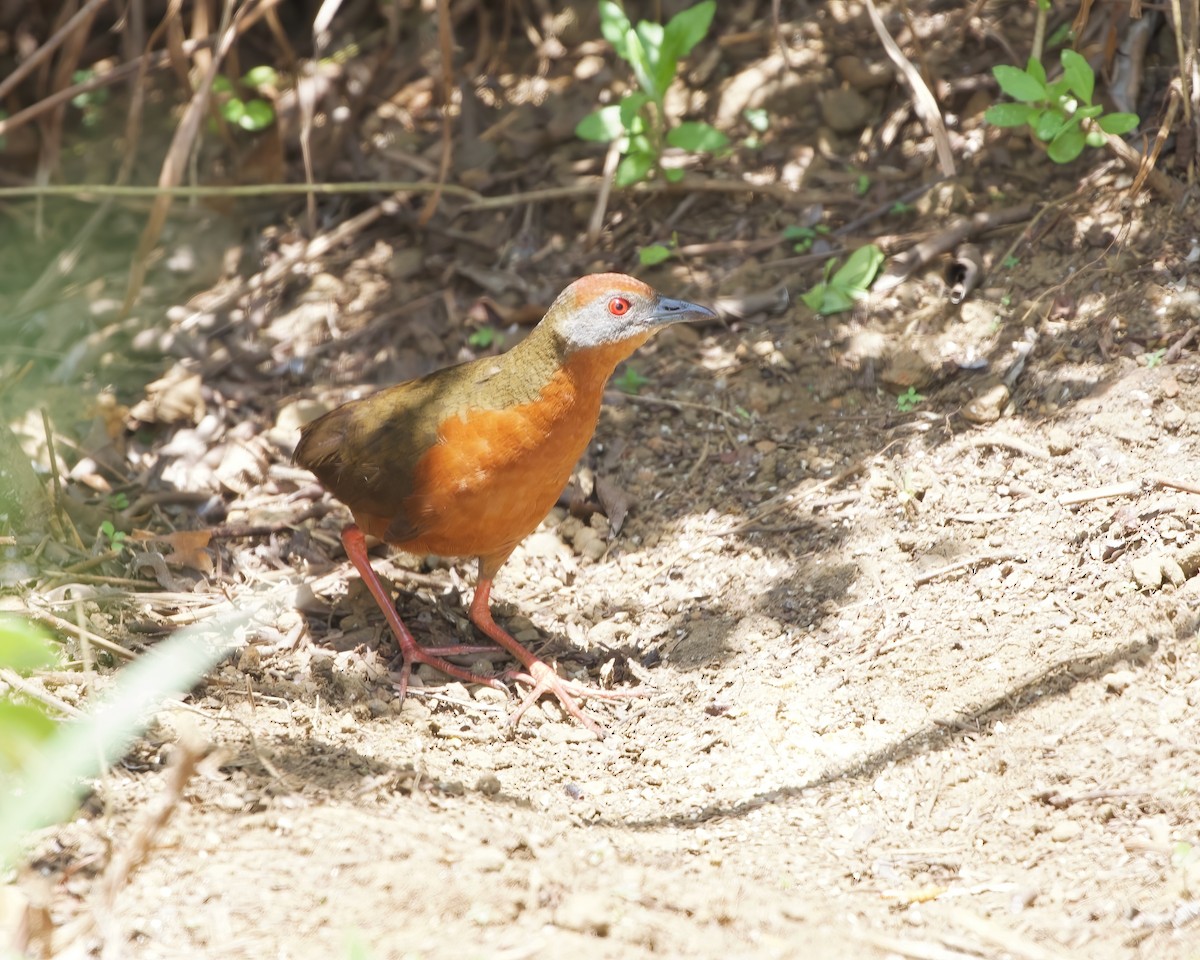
[4,4,1200,959]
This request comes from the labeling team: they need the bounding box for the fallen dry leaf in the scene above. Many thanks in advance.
[161,529,215,575]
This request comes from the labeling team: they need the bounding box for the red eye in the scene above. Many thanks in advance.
[609,296,631,316]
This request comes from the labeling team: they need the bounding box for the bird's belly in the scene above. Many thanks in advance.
[394,382,599,560]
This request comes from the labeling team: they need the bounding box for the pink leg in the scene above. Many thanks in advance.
[340,525,504,701]
[468,576,644,739]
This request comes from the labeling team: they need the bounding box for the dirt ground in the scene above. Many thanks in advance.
[4,3,1200,959]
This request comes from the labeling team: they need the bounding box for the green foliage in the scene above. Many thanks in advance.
[801,244,885,315]
[896,386,925,413]
[576,1,727,186]
[99,519,126,552]
[742,107,769,148]
[467,326,503,349]
[213,68,278,132]
[783,223,829,253]
[1046,22,1074,49]
[70,68,109,127]
[743,108,769,133]
[0,605,252,868]
[0,617,60,774]
[639,243,673,266]
[854,173,871,196]
[984,50,1138,163]
[889,200,914,216]
[614,365,649,394]
[639,231,678,265]
[109,491,130,510]
[1002,254,1020,269]
[1144,348,1166,369]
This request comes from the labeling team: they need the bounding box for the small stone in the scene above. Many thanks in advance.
[818,87,873,133]
[1160,695,1188,723]
[366,698,389,718]
[1049,821,1083,843]
[1102,669,1136,694]
[476,773,502,796]
[441,682,471,702]
[1130,556,1165,590]
[237,644,261,674]
[963,380,1010,424]
[554,892,611,936]
[834,55,894,91]
[1046,427,1075,456]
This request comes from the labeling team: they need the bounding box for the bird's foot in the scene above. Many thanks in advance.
[386,644,505,703]
[503,660,649,739]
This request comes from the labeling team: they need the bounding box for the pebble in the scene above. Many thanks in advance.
[554,892,612,936]
[1102,669,1136,694]
[818,87,873,132]
[1049,821,1083,842]
[1046,427,1075,456]
[476,773,502,796]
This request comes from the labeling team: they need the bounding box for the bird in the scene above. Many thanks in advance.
[295,273,717,737]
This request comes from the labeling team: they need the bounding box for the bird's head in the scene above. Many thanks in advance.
[544,273,717,350]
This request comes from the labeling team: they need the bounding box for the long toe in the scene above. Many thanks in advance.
[504,659,648,739]
[388,644,506,697]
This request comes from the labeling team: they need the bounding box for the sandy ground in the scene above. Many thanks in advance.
[4,5,1200,958]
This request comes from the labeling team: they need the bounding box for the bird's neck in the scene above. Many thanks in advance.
[517,322,651,400]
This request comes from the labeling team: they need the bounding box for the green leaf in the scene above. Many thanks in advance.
[1077,104,1103,119]
[615,366,649,394]
[1025,56,1047,86]
[1085,129,1106,148]
[627,132,653,155]
[241,65,278,89]
[576,105,625,142]
[663,166,685,182]
[239,99,275,131]
[0,601,254,868]
[829,243,885,296]
[0,702,58,769]
[1047,22,1074,49]
[1047,124,1086,163]
[618,91,651,128]
[984,102,1035,128]
[616,150,655,185]
[992,64,1045,102]
[639,243,673,266]
[743,107,769,132]
[666,121,728,153]
[1033,109,1064,141]
[0,616,57,673]
[468,327,502,349]
[802,281,857,315]
[1060,48,1094,104]
[623,29,658,101]
[212,74,234,94]
[220,97,247,125]
[1046,78,1071,101]
[598,0,631,58]
[664,0,716,57]
[1098,112,1139,135]
[637,20,665,54]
